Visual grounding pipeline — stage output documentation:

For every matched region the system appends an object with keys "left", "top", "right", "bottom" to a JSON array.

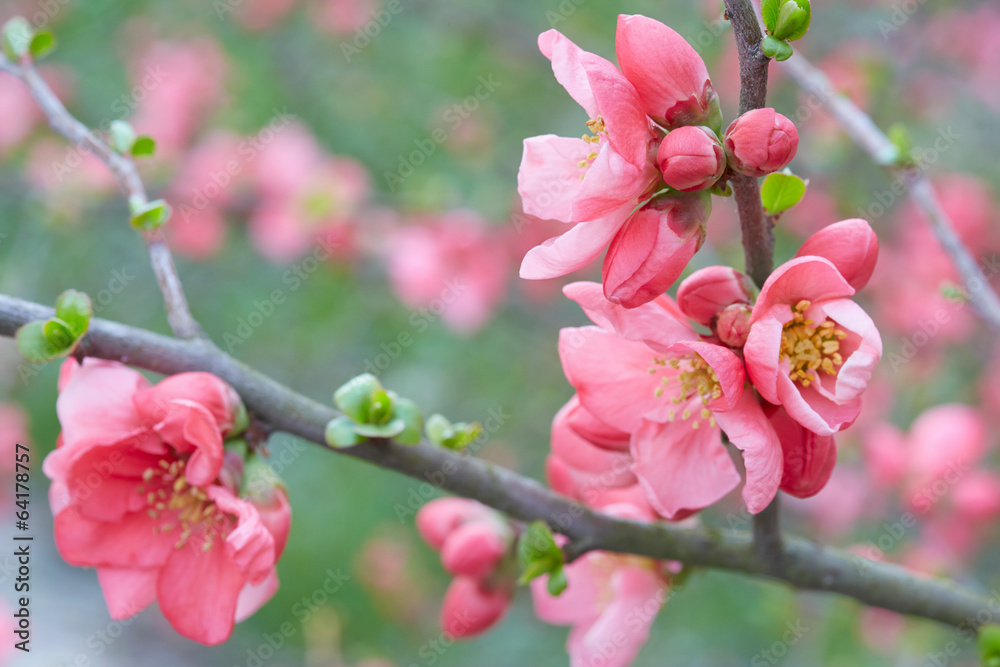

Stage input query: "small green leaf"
[
  {"left": 979, "top": 625, "right": 1000, "bottom": 663},
  {"left": 353, "top": 418, "right": 406, "bottom": 439},
  {"left": 43, "top": 318, "right": 75, "bottom": 350},
  {"left": 447, "top": 422, "right": 483, "bottom": 450},
  {"left": 28, "top": 30, "right": 55, "bottom": 59},
  {"left": 761, "top": 0, "right": 781, "bottom": 34},
  {"left": 546, "top": 568, "right": 568, "bottom": 596},
  {"left": 761, "top": 171, "right": 807, "bottom": 215},
  {"left": 54, "top": 289, "right": 91, "bottom": 338},
  {"left": 941, "top": 283, "right": 967, "bottom": 303},
  {"left": 129, "top": 199, "right": 171, "bottom": 231},
  {"left": 517, "top": 521, "right": 565, "bottom": 588},
  {"left": 761, "top": 35, "right": 794, "bottom": 61},
  {"left": 1, "top": 17, "right": 33, "bottom": 60},
  {"left": 325, "top": 416, "right": 362, "bottom": 448},
  {"left": 887, "top": 123, "right": 915, "bottom": 167},
  {"left": 15, "top": 321, "right": 65, "bottom": 363},
  {"left": 131, "top": 136, "right": 157, "bottom": 157},
  {"left": 334, "top": 373, "right": 382, "bottom": 423},
  {"left": 425, "top": 413, "right": 455, "bottom": 447},
  {"left": 108, "top": 120, "right": 136, "bottom": 154},
  {"left": 391, "top": 398, "right": 424, "bottom": 445},
  {"left": 368, "top": 387, "right": 394, "bottom": 424},
  {"left": 773, "top": 0, "right": 811, "bottom": 41}
]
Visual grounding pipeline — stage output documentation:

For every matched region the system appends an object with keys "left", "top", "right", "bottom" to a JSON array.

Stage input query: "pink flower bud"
[
  {"left": 602, "top": 193, "right": 710, "bottom": 309},
  {"left": 676, "top": 266, "right": 755, "bottom": 326},
  {"left": 440, "top": 521, "right": 509, "bottom": 578},
  {"left": 656, "top": 126, "right": 726, "bottom": 192},
  {"left": 723, "top": 108, "right": 798, "bottom": 177},
  {"left": 440, "top": 577, "right": 511, "bottom": 638},
  {"left": 416, "top": 498, "right": 494, "bottom": 551},
  {"left": 716, "top": 304, "right": 753, "bottom": 348}
]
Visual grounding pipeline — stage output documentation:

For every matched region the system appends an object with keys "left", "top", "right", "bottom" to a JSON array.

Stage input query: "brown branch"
[
  {"left": 724, "top": 0, "right": 785, "bottom": 572},
  {"left": 782, "top": 55, "right": 1000, "bottom": 332},
  {"left": 0, "top": 53, "right": 204, "bottom": 340},
  {"left": 0, "top": 292, "right": 993, "bottom": 631}
]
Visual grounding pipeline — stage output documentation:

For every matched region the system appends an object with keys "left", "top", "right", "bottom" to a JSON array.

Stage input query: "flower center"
[
  {"left": 780, "top": 300, "right": 847, "bottom": 387},
  {"left": 648, "top": 354, "right": 722, "bottom": 428},
  {"left": 137, "top": 458, "right": 228, "bottom": 552},
  {"left": 577, "top": 116, "right": 605, "bottom": 178}
]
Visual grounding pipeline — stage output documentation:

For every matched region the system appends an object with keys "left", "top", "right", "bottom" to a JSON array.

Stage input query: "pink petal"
[
  {"left": 135, "top": 372, "right": 234, "bottom": 433},
  {"left": 440, "top": 577, "right": 511, "bottom": 638},
  {"left": 665, "top": 340, "right": 746, "bottom": 412},
  {"left": 96, "top": 567, "right": 158, "bottom": 620},
  {"left": 743, "top": 313, "right": 785, "bottom": 406},
  {"left": 562, "top": 394, "right": 631, "bottom": 452},
  {"left": 563, "top": 281, "right": 696, "bottom": 348},
  {"left": 56, "top": 358, "right": 149, "bottom": 452},
  {"left": 552, "top": 399, "right": 635, "bottom": 477},
  {"left": 676, "top": 266, "right": 755, "bottom": 327},
  {"left": 153, "top": 401, "right": 225, "bottom": 486},
  {"left": 630, "top": 417, "right": 740, "bottom": 518},
  {"left": 766, "top": 406, "right": 837, "bottom": 498},
  {"left": 818, "top": 299, "right": 882, "bottom": 404},
  {"left": 440, "top": 521, "right": 508, "bottom": 578},
  {"left": 775, "top": 373, "right": 861, "bottom": 436},
  {"left": 573, "top": 146, "right": 652, "bottom": 222},
  {"left": 416, "top": 498, "right": 494, "bottom": 550},
  {"left": 538, "top": 30, "right": 599, "bottom": 118},
  {"left": 518, "top": 135, "right": 587, "bottom": 223},
  {"left": 751, "top": 256, "right": 855, "bottom": 322},
  {"left": 713, "top": 391, "right": 783, "bottom": 514},
  {"left": 796, "top": 218, "right": 879, "bottom": 290},
  {"left": 54, "top": 507, "right": 177, "bottom": 569},
  {"left": 210, "top": 486, "right": 276, "bottom": 585},
  {"left": 520, "top": 208, "right": 631, "bottom": 280},
  {"left": 235, "top": 568, "right": 280, "bottom": 622}
]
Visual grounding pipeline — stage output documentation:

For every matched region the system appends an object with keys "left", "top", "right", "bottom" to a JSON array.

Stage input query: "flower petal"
[
  {"left": 520, "top": 208, "right": 631, "bottom": 280},
  {"left": 796, "top": 219, "right": 879, "bottom": 290},
  {"left": 713, "top": 392, "right": 783, "bottom": 514},
  {"left": 96, "top": 567, "right": 158, "bottom": 620}
]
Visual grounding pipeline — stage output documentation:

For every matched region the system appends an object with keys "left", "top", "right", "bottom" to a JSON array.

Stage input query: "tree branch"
[
  {"left": 782, "top": 55, "right": 1000, "bottom": 332},
  {"left": 0, "top": 53, "right": 204, "bottom": 340},
  {"left": 0, "top": 292, "right": 992, "bottom": 630},
  {"left": 724, "top": 0, "right": 785, "bottom": 571},
  {"left": 724, "top": 0, "right": 773, "bottom": 290}
]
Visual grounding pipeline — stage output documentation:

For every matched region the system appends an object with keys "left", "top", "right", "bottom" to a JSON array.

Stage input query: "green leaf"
[
  {"left": 353, "top": 418, "right": 406, "bottom": 439},
  {"left": 761, "top": 35, "right": 794, "bottom": 61},
  {"left": 425, "top": 413, "right": 455, "bottom": 446},
  {"left": 368, "top": 387, "right": 394, "bottom": 424},
  {"left": 760, "top": 172, "right": 807, "bottom": 215},
  {"left": 333, "top": 373, "right": 383, "bottom": 423},
  {"left": 1, "top": 17, "right": 33, "bottom": 60},
  {"left": 15, "top": 321, "right": 65, "bottom": 363},
  {"left": 447, "top": 422, "right": 483, "bottom": 450},
  {"left": 54, "top": 289, "right": 91, "bottom": 338},
  {"left": 761, "top": 0, "right": 781, "bottom": 33},
  {"left": 325, "top": 416, "right": 362, "bottom": 449},
  {"left": 773, "top": 0, "right": 811, "bottom": 41},
  {"left": 108, "top": 120, "right": 136, "bottom": 154},
  {"left": 979, "top": 625, "right": 1000, "bottom": 662},
  {"left": 887, "top": 123, "right": 915, "bottom": 166},
  {"left": 391, "top": 398, "right": 424, "bottom": 445},
  {"left": 546, "top": 568, "right": 568, "bottom": 596},
  {"left": 43, "top": 318, "right": 75, "bottom": 350},
  {"left": 517, "top": 521, "right": 564, "bottom": 585},
  {"left": 131, "top": 136, "right": 157, "bottom": 157},
  {"left": 28, "top": 30, "right": 55, "bottom": 59},
  {"left": 129, "top": 199, "right": 171, "bottom": 231}
]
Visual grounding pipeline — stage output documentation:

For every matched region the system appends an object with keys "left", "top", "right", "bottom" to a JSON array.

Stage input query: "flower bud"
[
  {"left": 602, "top": 192, "right": 710, "bottom": 309},
  {"left": 656, "top": 126, "right": 726, "bottom": 192},
  {"left": 416, "top": 498, "right": 494, "bottom": 550},
  {"left": 440, "top": 577, "right": 511, "bottom": 638},
  {"left": 723, "top": 108, "right": 798, "bottom": 177},
  {"left": 440, "top": 521, "right": 510, "bottom": 578},
  {"left": 676, "top": 266, "right": 755, "bottom": 327},
  {"left": 716, "top": 304, "right": 753, "bottom": 348}
]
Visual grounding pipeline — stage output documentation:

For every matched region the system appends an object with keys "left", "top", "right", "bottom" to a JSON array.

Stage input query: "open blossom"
[
  {"left": 518, "top": 15, "right": 718, "bottom": 288},
  {"left": 723, "top": 108, "right": 798, "bottom": 177},
  {"left": 745, "top": 219, "right": 882, "bottom": 436},
  {"left": 416, "top": 498, "right": 515, "bottom": 638},
  {"left": 531, "top": 506, "right": 671, "bottom": 667},
  {"left": 43, "top": 359, "right": 289, "bottom": 645},
  {"left": 559, "top": 282, "right": 782, "bottom": 518}
]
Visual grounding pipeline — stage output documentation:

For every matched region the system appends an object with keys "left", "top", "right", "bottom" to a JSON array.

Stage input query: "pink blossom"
[
  {"left": 745, "top": 221, "right": 882, "bottom": 436},
  {"left": 656, "top": 126, "right": 725, "bottom": 192},
  {"left": 601, "top": 193, "right": 709, "bottom": 308},
  {"left": 233, "top": 0, "right": 296, "bottom": 30},
  {"left": 518, "top": 16, "right": 718, "bottom": 284},
  {"left": 723, "top": 108, "right": 798, "bottom": 177},
  {"left": 386, "top": 212, "right": 508, "bottom": 334},
  {"left": 0, "top": 75, "right": 41, "bottom": 156},
  {"left": 559, "top": 282, "right": 783, "bottom": 517},
  {"left": 532, "top": 527, "right": 669, "bottom": 667},
  {"left": 441, "top": 576, "right": 512, "bottom": 638},
  {"left": 43, "top": 359, "right": 288, "bottom": 645},
  {"left": 311, "top": 0, "right": 379, "bottom": 34},
  {"left": 676, "top": 265, "right": 755, "bottom": 328}
]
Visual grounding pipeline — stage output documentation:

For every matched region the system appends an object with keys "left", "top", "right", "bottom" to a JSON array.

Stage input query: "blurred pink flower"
[
  {"left": 0, "top": 403, "right": 30, "bottom": 475},
  {"left": 0, "top": 75, "right": 41, "bottom": 157},
  {"left": 234, "top": 0, "right": 297, "bottom": 30},
  {"left": 311, "top": 0, "right": 378, "bottom": 34},
  {"left": 43, "top": 359, "right": 287, "bottom": 645},
  {"left": 386, "top": 211, "right": 508, "bottom": 334}
]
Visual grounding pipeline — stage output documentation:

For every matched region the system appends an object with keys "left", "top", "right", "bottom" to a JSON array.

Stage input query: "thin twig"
[
  {"left": 724, "top": 0, "right": 786, "bottom": 571},
  {"left": 0, "top": 53, "right": 204, "bottom": 340},
  {"left": 782, "top": 55, "right": 1000, "bottom": 332},
  {"left": 0, "top": 292, "right": 992, "bottom": 630}
]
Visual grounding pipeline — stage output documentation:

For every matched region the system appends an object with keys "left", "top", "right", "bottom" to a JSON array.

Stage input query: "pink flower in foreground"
[
  {"left": 723, "top": 108, "right": 798, "bottom": 177},
  {"left": 386, "top": 212, "right": 508, "bottom": 334},
  {"left": 559, "top": 282, "right": 782, "bottom": 518},
  {"left": 0, "top": 75, "right": 42, "bottom": 156},
  {"left": 745, "top": 219, "right": 882, "bottom": 436},
  {"left": 656, "top": 126, "right": 725, "bottom": 192},
  {"left": 416, "top": 498, "right": 515, "bottom": 638},
  {"left": 531, "top": 506, "right": 670, "bottom": 667},
  {"left": 518, "top": 15, "right": 719, "bottom": 285},
  {"left": 43, "top": 359, "right": 289, "bottom": 645}
]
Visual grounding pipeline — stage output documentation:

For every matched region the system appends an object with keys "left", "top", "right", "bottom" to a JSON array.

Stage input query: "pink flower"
[
  {"left": 723, "top": 108, "right": 798, "bottom": 177},
  {"left": 518, "top": 16, "right": 718, "bottom": 285},
  {"left": 43, "top": 359, "right": 289, "bottom": 645},
  {"left": 0, "top": 403, "right": 30, "bottom": 476},
  {"left": 676, "top": 265, "right": 755, "bottom": 328},
  {"left": 745, "top": 220, "right": 882, "bottom": 436},
  {"left": 386, "top": 212, "right": 508, "bottom": 334},
  {"left": 0, "top": 75, "right": 42, "bottom": 157},
  {"left": 559, "top": 282, "right": 783, "bottom": 517},
  {"left": 417, "top": 498, "right": 514, "bottom": 638},
  {"left": 656, "top": 126, "right": 725, "bottom": 192},
  {"left": 532, "top": 525, "right": 670, "bottom": 667},
  {"left": 602, "top": 193, "right": 709, "bottom": 308}
]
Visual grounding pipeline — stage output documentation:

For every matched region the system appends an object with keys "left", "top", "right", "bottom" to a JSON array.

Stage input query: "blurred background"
[{"left": 1, "top": 0, "right": 1000, "bottom": 664}]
